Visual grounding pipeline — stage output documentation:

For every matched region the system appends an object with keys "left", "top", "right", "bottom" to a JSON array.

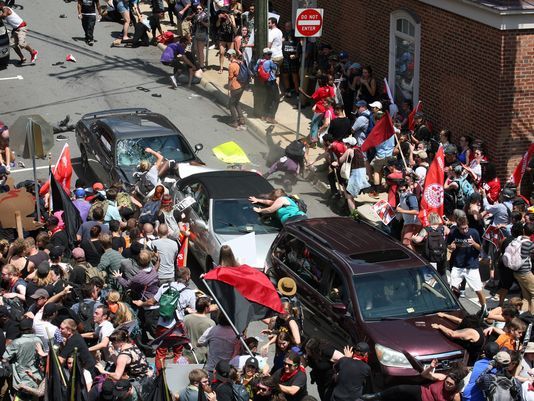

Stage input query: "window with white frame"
[{"left": 389, "top": 10, "right": 420, "bottom": 107}]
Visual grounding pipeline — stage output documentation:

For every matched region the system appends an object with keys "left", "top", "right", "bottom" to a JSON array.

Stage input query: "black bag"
[
  {"left": 4, "top": 297, "right": 25, "bottom": 321},
  {"left": 135, "top": 171, "right": 155, "bottom": 199},
  {"left": 289, "top": 195, "right": 308, "bottom": 214},
  {"left": 76, "top": 300, "right": 95, "bottom": 333},
  {"left": 285, "top": 140, "right": 305, "bottom": 162},
  {"left": 425, "top": 226, "right": 446, "bottom": 263}
]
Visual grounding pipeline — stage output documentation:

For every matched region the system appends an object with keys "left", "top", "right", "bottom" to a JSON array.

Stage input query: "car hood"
[
  {"left": 215, "top": 232, "right": 278, "bottom": 269},
  {"left": 365, "top": 316, "right": 464, "bottom": 357},
  {"left": 116, "top": 163, "right": 215, "bottom": 186}
]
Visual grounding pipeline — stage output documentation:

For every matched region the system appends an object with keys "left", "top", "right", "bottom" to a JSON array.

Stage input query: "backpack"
[
  {"left": 77, "top": 300, "right": 96, "bottom": 333},
  {"left": 232, "top": 384, "right": 249, "bottom": 401},
  {"left": 454, "top": 176, "right": 475, "bottom": 208},
  {"left": 135, "top": 171, "right": 156, "bottom": 199},
  {"left": 83, "top": 262, "right": 107, "bottom": 282},
  {"left": 256, "top": 60, "right": 270, "bottom": 82},
  {"left": 476, "top": 369, "right": 521, "bottom": 401},
  {"left": 502, "top": 237, "right": 530, "bottom": 271},
  {"left": 158, "top": 284, "right": 186, "bottom": 320},
  {"left": 88, "top": 199, "right": 109, "bottom": 221},
  {"left": 285, "top": 140, "right": 305, "bottom": 162},
  {"left": 361, "top": 112, "right": 375, "bottom": 137},
  {"left": 139, "top": 200, "right": 161, "bottom": 224},
  {"left": 236, "top": 62, "right": 252, "bottom": 85},
  {"left": 4, "top": 297, "right": 25, "bottom": 321},
  {"left": 116, "top": 191, "right": 133, "bottom": 210},
  {"left": 289, "top": 195, "right": 308, "bottom": 214},
  {"left": 425, "top": 226, "right": 446, "bottom": 263}
]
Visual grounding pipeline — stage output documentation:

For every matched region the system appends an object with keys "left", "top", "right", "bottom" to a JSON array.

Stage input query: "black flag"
[
  {"left": 146, "top": 370, "right": 172, "bottom": 401},
  {"left": 45, "top": 342, "right": 67, "bottom": 401},
  {"left": 50, "top": 172, "right": 82, "bottom": 248},
  {"left": 67, "top": 348, "right": 89, "bottom": 401}
]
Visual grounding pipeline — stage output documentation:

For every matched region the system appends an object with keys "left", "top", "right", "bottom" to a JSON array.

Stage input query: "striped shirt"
[
  {"left": 97, "top": 249, "right": 124, "bottom": 275},
  {"left": 117, "top": 266, "right": 159, "bottom": 304},
  {"left": 516, "top": 237, "right": 534, "bottom": 274}
]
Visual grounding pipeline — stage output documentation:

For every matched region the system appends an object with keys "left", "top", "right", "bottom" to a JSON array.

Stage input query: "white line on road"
[
  {"left": 0, "top": 75, "right": 23, "bottom": 81},
  {"left": 9, "top": 161, "right": 81, "bottom": 174}
]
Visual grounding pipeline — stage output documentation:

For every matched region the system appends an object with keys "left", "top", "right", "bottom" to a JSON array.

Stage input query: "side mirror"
[
  {"left": 332, "top": 303, "right": 347, "bottom": 315},
  {"left": 194, "top": 143, "right": 204, "bottom": 153}
]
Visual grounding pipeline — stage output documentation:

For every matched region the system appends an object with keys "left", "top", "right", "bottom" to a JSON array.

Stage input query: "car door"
[
  {"left": 270, "top": 234, "right": 336, "bottom": 340},
  {"left": 319, "top": 265, "right": 359, "bottom": 348},
  {"left": 89, "top": 127, "right": 114, "bottom": 185}
]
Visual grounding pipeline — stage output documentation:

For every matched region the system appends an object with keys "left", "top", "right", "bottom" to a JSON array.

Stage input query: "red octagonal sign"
[{"left": 295, "top": 8, "right": 323, "bottom": 38}]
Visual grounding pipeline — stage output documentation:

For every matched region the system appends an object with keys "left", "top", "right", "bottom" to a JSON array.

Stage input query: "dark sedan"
[
  {"left": 0, "top": 19, "right": 9, "bottom": 70},
  {"left": 75, "top": 108, "right": 203, "bottom": 187}
]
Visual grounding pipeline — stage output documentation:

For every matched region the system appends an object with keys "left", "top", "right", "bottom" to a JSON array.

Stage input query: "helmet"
[{"left": 339, "top": 51, "right": 349, "bottom": 60}]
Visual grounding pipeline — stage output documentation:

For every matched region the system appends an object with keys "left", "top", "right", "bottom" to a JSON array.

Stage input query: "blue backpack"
[
  {"left": 362, "top": 112, "right": 375, "bottom": 137},
  {"left": 236, "top": 62, "right": 252, "bottom": 85},
  {"left": 139, "top": 200, "right": 161, "bottom": 224}
]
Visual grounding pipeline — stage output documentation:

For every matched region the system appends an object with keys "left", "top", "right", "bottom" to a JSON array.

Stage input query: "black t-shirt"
[
  {"left": 28, "top": 251, "right": 49, "bottom": 270},
  {"left": 397, "top": 141, "right": 411, "bottom": 164},
  {"left": 213, "top": 382, "right": 234, "bottom": 401},
  {"left": 328, "top": 117, "right": 351, "bottom": 141},
  {"left": 331, "top": 357, "right": 371, "bottom": 401},
  {"left": 307, "top": 343, "right": 336, "bottom": 386},
  {"left": 60, "top": 332, "right": 96, "bottom": 370},
  {"left": 413, "top": 124, "right": 431, "bottom": 143},
  {"left": 50, "top": 230, "right": 70, "bottom": 252},
  {"left": 80, "top": 0, "right": 98, "bottom": 14},
  {"left": 272, "top": 369, "right": 307, "bottom": 401},
  {"left": 81, "top": 240, "right": 104, "bottom": 266}
]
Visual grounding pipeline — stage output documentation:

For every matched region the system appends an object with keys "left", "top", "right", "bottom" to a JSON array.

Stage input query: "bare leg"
[
  {"left": 12, "top": 45, "right": 25, "bottom": 61},
  {"left": 281, "top": 72, "right": 290, "bottom": 95},
  {"left": 122, "top": 11, "right": 130, "bottom": 40},
  {"left": 218, "top": 43, "right": 226, "bottom": 73},
  {"left": 196, "top": 41, "right": 205, "bottom": 68},
  {"left": 344, "top": 191, "right": 356, "bottom": 212},
  {"left": 291, "top": 72, "right": 299, "bottom": 93},
  {"left": 476, "top": 290, "right": 486, "bottom": 306}
]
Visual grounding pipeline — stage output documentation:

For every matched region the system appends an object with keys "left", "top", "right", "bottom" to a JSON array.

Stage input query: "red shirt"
[
  {"left": 421, "top": 381, "right": 456, "bottom": 401},
  {"left": 312, "top": 85, "right": 335, "bottom": 114},
  {"left": 484, "top": 177, "right": 501, "bottom": 204},
  {"left": 329, "top": 141, "right": 347, "bottom": 159},
  {"left": 387, "top": 171, "right": 404, "bottom": 207}
]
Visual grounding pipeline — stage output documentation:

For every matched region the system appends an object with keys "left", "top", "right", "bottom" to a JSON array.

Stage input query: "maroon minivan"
[{"left": 265, "top": 217, "right": 468, "bottom": 388}]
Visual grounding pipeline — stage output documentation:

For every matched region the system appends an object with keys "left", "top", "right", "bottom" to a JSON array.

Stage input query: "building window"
[{"left": 389, "top": 10, "right": 420, "bottom": 108}]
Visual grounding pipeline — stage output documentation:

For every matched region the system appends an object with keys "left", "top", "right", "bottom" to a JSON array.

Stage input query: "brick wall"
[{"left": 270, "top": 0, "right": 534, "bottom": 178}]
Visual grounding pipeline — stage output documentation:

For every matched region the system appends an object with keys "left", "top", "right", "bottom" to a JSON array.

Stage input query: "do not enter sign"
[{"left": 295, "top": 8, "right": 323, "bottom": 38}]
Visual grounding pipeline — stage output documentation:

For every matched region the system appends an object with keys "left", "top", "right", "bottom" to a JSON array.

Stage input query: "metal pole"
[
  {"left": 201, "top": 278, "right": 254, "bottom": 357},
  {"left": 27, "top": 119, "right": 41, "bottom": 222},
  {"left": 206, "top": 0, "right": 211, "bottom": 68},
  {"left": 296, "top": 37, "right": 307, "bottom": 140}
]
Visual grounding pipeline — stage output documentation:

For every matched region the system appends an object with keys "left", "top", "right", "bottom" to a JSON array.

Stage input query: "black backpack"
[
  {"left": 134, "top": 171, "right": 155, "bottom": 199},
  {"left": 425, "top": 226, "right": 446, "bottom": 263},
  {"left": 285, "top": 140, "right": 305, "bottom": 162},
  {"left": 77, "top": 300, "right": 95, "bottom": 333},
  {"left": 289, "top": 195, "right": 308, "bottom": 213},
  {"left": 476, "top": 367, "right": 522, "bottom": 401}
]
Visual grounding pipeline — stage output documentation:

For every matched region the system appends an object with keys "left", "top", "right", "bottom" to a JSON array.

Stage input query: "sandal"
[{"left": 136, "top": 86, "right": 150, "bottom": 92}]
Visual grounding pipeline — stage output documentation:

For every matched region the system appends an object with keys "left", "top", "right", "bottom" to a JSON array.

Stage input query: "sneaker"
[
  {"left": 30, "top": 50, "right": 38, "bottom": 63},
  {"left": 170, "top": 75, "right": 178, "bottom": 89},
  {"left": 88, "top": 40, "right": 94, "bottom": 46},
  {"left": 237, "top": 125, "right": 247, "bottom": 131}
]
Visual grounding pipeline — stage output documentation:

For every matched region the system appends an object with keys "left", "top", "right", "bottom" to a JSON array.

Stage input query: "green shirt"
[{"left": 3, "top": 334, "right": 43, "bottom": 390}]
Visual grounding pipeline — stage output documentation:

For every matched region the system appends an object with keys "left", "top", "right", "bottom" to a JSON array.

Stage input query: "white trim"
[
  {"left": 389, "top": 10, "right": 421, "bottom": 107},
  {"left": 419, "top": 0, "right": 534, "bottom": 30}
]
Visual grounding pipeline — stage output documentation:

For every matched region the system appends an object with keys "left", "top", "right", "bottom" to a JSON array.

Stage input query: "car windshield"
[
  {"left": 116, "top": 135, "right": 194, "bottom": 167},
  {"left": 213, "top": 199, "right": 281, "bottom": 235},
  {"left": 353, "top": 266, "right": 458, "bottom": 321}
]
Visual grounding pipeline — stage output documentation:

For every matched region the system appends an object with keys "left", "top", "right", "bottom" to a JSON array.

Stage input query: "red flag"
[
  {"left": 408, "top": 101, "right": 422, "bottom": 131},
  {"left": 39, "top": 144, "right": 73, "bottom": 196},
  {"left": 510, "top": 143, "right": 534, "bottom": 186},
  {"left": 361, "top": 112, "right": 395, "bottom": 152},
  {"left": 176, "top": 237, "right": 188, "bottom": 268},
  {"left": 418, "top": 147, "right": 445, "bottom": 227}
]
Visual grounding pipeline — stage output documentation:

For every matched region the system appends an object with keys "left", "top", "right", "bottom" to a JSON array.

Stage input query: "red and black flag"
[
  {"left": 203, "top": 265, "right": 284, "bottom": 332},
  {"left": 50, "top": 171, "right": 82, "bottom": 249}
]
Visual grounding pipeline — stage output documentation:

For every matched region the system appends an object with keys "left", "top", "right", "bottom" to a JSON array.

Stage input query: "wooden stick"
[
  {"left": 394, "top": 133, "right": 409, "bottom": 171},
  {"left": 15, "top": 211, "right": 23, "bottom": 239}
]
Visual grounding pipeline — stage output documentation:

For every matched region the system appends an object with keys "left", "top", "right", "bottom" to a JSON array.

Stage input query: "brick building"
[{"left": 268, "top": 0, "right": 534, "bottom": 178}]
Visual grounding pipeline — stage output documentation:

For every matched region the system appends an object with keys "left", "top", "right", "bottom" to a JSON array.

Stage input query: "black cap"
[
  {"left": 37, "top": 261, "right": 50, "bottom": 278},
  {"left": 49, "top": 246, "right": 64, "bottom": 259},
  {"left": 43, "top": 303, "right": 61, "bottom": 318},
  {"left": 215, "top": 360, "right": 231, "bottom": 381},
  {"left": 355, "top": 342, "right": 370, "bottom": 353},
  {"left": 244, "top": 357, "right": 259, "bottom": 370},
  {"left": 20, "top": 318, "right": 33, "bottom": 331}
]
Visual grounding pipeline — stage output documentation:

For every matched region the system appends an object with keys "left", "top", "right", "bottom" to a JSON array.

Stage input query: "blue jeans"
[{"left": 309, "top": 113, "right": 323, "bottom": 142}]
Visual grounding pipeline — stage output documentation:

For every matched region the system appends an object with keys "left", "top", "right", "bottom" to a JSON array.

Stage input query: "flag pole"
[
  {"left": 70, "top": 348, "right": 77, "bottom": 401},
  {"left": 394, "top": 132, "right": 409, "bottom": 171},
  {"left": 201, "top": 278, "right": 254, "bottom": 357}
]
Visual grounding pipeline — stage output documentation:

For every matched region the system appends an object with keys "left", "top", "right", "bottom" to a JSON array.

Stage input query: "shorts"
[
  {"left": 116, "top": 0, "right": 128, "bottom": 14},
  {"left": 450, "top": 267, "right": 483, "bottom": 292},
  {"left": 11, "top": 26, "right": 28, "bottom": 48},
  {"left": 370, "top": 156, "right": 388, "bottom": 173},
  {"left": 194, "top": 31, "right": 208, "bottom": 42}
]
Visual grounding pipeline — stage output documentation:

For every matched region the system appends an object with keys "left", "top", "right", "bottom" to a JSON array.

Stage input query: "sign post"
[{"left": 294, "top": 8, "right": 323, "bottom": 140}]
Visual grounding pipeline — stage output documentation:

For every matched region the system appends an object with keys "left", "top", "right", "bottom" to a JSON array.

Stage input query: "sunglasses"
[
  {"left": 257, "top": 386, "right": 270, "bottom": 392},
  {"left": 283, "top": 362, "right": 296, "bottom": 367}
]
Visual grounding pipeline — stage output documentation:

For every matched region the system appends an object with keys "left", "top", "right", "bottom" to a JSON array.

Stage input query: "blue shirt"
[
  {"left": 160, "top": 43, "right": 185, "bottom": 63},
  {"left": 462, "top": 359, "right": 496, "bottom": 401},
  {"left": 447, "top": 227, "right": 481, "bottom": 269},
  {"left": 375, "top": 135, "right": 395, "bottom": 159}
]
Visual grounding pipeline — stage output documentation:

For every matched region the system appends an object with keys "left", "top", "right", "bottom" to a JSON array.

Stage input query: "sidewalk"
[{"left": 139, "top": 9, "right": 384, "bottom": 222}]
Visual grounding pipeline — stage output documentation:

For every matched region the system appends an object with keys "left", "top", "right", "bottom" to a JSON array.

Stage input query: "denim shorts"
[{"left": 116, "top": 0, "right": 127, "bottom": 13}]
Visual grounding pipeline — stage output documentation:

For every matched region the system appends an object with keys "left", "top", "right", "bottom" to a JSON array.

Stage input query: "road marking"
[
  {"left": 0, "top": 75, "right": 23, "bottom": 81},
  {"left": 9, "top": 161, "right": 81, "bottom": 174}
]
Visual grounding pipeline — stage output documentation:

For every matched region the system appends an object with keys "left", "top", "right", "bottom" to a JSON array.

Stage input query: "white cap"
[
  {"left": 342, "top": 136, "right": 357, "bottom": 146},
  {"left": 369, "top": 101, "right": 383, "bottom": 110}
]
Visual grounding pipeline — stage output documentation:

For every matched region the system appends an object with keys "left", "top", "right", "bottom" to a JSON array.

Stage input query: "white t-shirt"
[
  {"left": 96, "top": 320, "right": 114, "bottom": 342},
  {"left": 33, "top": 309, "right": 59, "bottom": 352},
  {"left": 268, "top": 27, "right": 283, "bottom": 58},
  {"left": 154, "top": 282, "right": 196, "bottom": 328}
]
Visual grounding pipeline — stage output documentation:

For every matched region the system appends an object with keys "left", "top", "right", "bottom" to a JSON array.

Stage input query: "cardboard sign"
[
  {"left": 176, "top": 196, "right": 196, "bottom": 212},
  {"left": 371, "top": 199, "right": 396, "bottom": 225},
  {"left": 0, "top": 187, "right": 42, "bottom": 231}
]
